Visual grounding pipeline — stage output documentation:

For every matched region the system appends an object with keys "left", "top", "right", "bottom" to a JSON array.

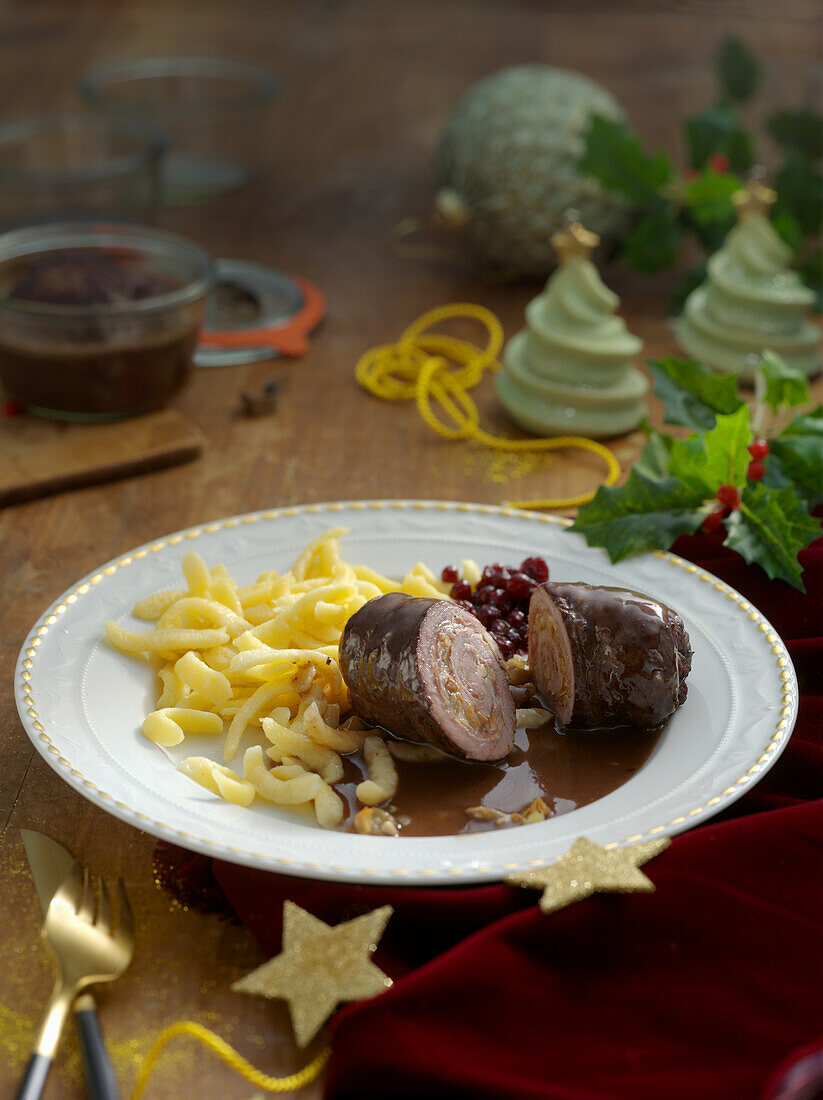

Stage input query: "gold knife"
[{"left": 20, "top": 830, "right": 121, "bottom": 1099}]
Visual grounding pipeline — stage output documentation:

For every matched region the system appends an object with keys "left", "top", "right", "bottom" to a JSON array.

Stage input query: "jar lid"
[{"left": 195, "top": 259, "right": 325, "bottom": 367}]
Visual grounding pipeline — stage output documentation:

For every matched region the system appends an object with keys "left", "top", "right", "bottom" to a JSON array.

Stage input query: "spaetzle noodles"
[{"left": 105, "top": 527, "right": 451, "bottom": 829}]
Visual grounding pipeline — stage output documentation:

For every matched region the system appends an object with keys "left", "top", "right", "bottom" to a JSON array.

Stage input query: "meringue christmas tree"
[
  {"left": 495, "top": 215, "right": 648, "bottom": 439},
  {"left": 675, "top": 177, "right": 821, "bottom": 380}
]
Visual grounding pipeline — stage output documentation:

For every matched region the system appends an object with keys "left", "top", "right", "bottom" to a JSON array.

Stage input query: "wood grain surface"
[
  {"left": 0, "top": 2, "right": 820, "bottom": 1097},
  {"left": 0, "top": 409, "right": 204, "bottom": 505}
]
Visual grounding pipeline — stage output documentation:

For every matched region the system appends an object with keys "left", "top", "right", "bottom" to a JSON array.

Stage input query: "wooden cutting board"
[{"left": 0, "top": 408, "right": 204, "bottom": 506}]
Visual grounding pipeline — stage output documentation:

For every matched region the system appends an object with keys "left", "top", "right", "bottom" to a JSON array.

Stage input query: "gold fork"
[{"left": 16, "top": 861, "right": 134, "bottom": 1100}]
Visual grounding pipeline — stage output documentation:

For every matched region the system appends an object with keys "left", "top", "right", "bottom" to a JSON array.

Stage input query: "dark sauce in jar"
[
  {"left": 0, "top": 248, "right": 205, "bottom": 418},
  {"left": 336, "top": 716, "right": 662, "bottom": 837}
]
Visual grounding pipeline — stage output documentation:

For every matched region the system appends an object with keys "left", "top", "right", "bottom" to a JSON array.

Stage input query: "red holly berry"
[
  {"left": 2, "top": 399, "right": 23, "bottom": 417},
  {"left": 683, "top": 167, "right": 699, "bottom": 182},
  {"left": 702, "top": 509, "right": 725, "bottom": 534},
  {"left": 747, "top": 461, "right": 766, "bottom": 481},
  {"left": 748, "top": 439, "right": 770, "bottom": 461},
  {"left": 716, "top": 484, "right": 740, "bottom": 509},
  {"left": 707, "top": 153, "right": 730, "bottom": 173}
]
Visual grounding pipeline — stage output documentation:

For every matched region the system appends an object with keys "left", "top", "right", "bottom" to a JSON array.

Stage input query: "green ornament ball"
[{"left": 435, "top": 65, "right": 629, "bottom": 277}]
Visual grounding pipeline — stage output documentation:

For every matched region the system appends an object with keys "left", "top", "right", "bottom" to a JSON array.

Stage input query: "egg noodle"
[
  {"left": 104, "top": 527, "right": 467, "bottom": 829},
  {"left": 106, "top": 527, "right": 548, "bottom": 831}
]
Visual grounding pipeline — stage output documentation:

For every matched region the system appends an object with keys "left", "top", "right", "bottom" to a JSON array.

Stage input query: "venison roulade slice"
[
  {"left": 528, "top": 582, "right": 693, "bottom": 730},
  {"left": 339, "top": 592, "right": 516, "bottom": 762}
]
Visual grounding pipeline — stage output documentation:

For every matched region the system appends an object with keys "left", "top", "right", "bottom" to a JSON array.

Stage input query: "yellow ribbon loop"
[
  {"left": 130, "top": 1021, "right": 330, "bottom": 1099},
  {"left": 355, "top": 304, "right": 621, "bottom": 510}
]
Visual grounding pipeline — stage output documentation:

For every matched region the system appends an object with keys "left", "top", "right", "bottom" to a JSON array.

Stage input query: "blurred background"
[
  {"left": 0, "top": 0, "right": 819, "bottom": 278},
  {"left": 0, "top": 0, "right": 819, "bottom": 423}
]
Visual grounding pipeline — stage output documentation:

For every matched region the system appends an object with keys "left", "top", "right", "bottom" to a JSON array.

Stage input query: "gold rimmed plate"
[{"left": 15, "top": 500, "right": 798, "bottom": 885}]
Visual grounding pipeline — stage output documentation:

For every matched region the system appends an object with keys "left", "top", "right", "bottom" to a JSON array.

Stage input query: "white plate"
[{"left": 16, "top": 500, "right": 798, "bottom": 885}]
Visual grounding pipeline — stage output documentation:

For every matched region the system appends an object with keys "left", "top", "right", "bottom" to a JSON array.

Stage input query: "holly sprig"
[
  {"left": 578, "top": 36, "right": 823, "bottom": 310},
  {"left": 570, "top": 353, "right": 822, "bottom": 591}
]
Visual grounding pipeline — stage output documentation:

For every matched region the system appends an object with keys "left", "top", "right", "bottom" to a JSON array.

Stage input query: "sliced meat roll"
[
  {"left": 339, "top": 592, "right": 516, "bottom": 762},
  {"left": 528, "top": 582, "right": 693, "bottom": 730}
]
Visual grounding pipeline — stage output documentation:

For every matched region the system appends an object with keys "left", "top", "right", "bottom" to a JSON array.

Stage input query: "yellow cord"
[
  {"left": 355, "top": 304, "right": 621, "bottom": 510},
  {"left": 130, "top": 1021, "right": 330, "bottom": 1099}
]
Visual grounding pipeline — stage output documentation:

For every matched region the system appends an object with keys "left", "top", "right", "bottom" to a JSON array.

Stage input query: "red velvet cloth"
[{"left": 209, "top": 528, "right": 823, "bottom": 1099}]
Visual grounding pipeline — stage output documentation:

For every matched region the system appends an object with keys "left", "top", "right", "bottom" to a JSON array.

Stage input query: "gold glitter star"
[
  {"left": 551, "top": 210, "right": 600, "bottom": 264},
  {"left": 232, "top": 901, "right": 393, "bottom": 1047},
  {"left": 505, "top": 836, "right": 670, "bottom": 914},
  {"left": 732, "top": 173, "right": 777, "bottom": 220}
]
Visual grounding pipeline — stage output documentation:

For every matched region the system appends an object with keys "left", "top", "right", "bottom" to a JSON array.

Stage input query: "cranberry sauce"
[{"left": 441, "top": 556, "right": 549, "bottom": 659}]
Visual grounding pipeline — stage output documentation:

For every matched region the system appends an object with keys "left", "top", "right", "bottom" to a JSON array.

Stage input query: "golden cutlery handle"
[{"left": 15, "top": 977, "right": 74, "bottom": 1100}]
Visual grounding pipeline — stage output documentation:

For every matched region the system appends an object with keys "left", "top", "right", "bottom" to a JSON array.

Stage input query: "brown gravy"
[
  {"left": 337, "top": 718, "right": 662, "bottom": 837},
  {"left": 0, "top": 326, "right": 199, "bottom": 416},
  {"left": 0, "top": 248, "right": 202, "bottom": 417}
]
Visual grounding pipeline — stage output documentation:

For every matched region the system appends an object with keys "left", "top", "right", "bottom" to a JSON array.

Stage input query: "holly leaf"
[
  {"left": 760, "top": 451, "right": 795, "bottom": 493},
  {"left": 779, "top": 407, "right": 823, "bottom": 439},
  {"left": 756, "top": 350, "right": 810, "bottom": 412},
  {"left": 775, "top": 148, "right": 823, "bottom": 237},
  {"left": 648, "top": 357, "right": 743, "bottom": 431},
  {"left": 771, "top": 207, "right": 803, "bottom": 251},
  {"left": 717, "top": 36, "right": 761, "bottom": 103},
  {"left": 700, "top": 405, "right": 752, "bottom": 488},
  {"left": 623, "top": 202, "right": 682, "bottom": 272},
  {"left": 570, "top": 472, "right": 705, "bottom": 562},
  {"left": 727, "top": 483, "right": 821, "bottom": 590},
  {"left": 579, "top": 115, "right": 673, "bottom": 203},
  {"left": 683, "top": 107, "right": 755, "bottom": 174},
  {"left": 634, "top": 429, "right": 673, "bottom": 480},
  {"left": 682, "top": 168, "right": 741, "bottom": 226},
  {"left": 668, "top": 405, "right": 752, "bottom": 493},
  {"left": 681, "top": 168, "right": 741, "bottom": 250},
  {"left": 767, "top": 109, "right": 823, "bottom": 160},
  {"left": 770, "top": 406, "right": 823, "bottom": 505},
  {"left": 770, "top": 437, "right": 823, "bottom": 506}
]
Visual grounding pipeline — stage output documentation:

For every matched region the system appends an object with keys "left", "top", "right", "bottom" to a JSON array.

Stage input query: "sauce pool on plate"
[{"left": 335, "top": 717, "right": 662, "bottom": 837}]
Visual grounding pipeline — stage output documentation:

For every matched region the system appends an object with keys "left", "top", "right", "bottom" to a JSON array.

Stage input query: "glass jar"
[
  {"left": 79, "top": 57, "right": 278, "bottom": 204},
  {"left": 0, "top": 222, "right": 213, "bottom": 420},
  {"left": 0, "top": 114, "right": 166, "bottom": 230}
]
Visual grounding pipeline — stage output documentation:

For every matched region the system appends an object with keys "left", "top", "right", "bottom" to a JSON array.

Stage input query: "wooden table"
[{"left": 1, "top": 2, "right": 820, "bottom": 1096}]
